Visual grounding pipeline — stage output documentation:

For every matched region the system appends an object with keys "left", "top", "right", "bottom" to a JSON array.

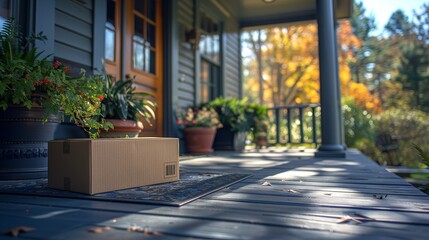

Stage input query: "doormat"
[{"left": 0, "top": 171, "right": 251, "bottom": 206}]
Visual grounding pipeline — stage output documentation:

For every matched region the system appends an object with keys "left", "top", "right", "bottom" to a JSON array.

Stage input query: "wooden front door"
[{"left": 105, "top": 0, "right": 163, "bottom": 136}]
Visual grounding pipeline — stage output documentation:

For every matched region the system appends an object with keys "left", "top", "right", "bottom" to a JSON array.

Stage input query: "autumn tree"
[{"left": 242, "top": 20, "right": 381, "bottom": 113}]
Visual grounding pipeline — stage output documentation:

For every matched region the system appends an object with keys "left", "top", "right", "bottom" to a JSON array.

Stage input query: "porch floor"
[{"left": 1, "top": 149, "right": 429, "bottom": 239}]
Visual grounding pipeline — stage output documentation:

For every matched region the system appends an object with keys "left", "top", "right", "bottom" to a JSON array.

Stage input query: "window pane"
[
  {"left": 134, "top": 16, "right": 144, "bottom": 38},
  {"left": 0, "top": 0, "right": 10, "bottom": 30},
  {"left": 146, "top": 0, "right": 155, "bottom": 21},
  {"left": 105, "top": 25, "right": 115, "bottom": 61},
  {"left": 145, "top": 49, "right": 155, "bottom": 74},
  {"left": 134, "top": 0, "right": 144, "bottom": 14},
  {"left": 200, "top": 61, "right": 209, "bottom": 103},
  {"left": 206, "top": 36, "right": 212, "bottom": 56},
  {"left": 133, "top": 36, "right": 144, "bottom": 71},
  {"left": 147, "top": 23, "right": 156, "bottom": 48},
  {"left": 212, "top": 34, "right": 219, "bottom": 62},
  {"left": 199, "top": 35, "right": 205, "bottom": 52},
  {"left": 106, "top": 0, "right": 115, "bottom": 25}
]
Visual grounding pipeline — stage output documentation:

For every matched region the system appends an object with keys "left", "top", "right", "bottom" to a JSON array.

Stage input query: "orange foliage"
[{"left": 243, "top": 20, "right": 381, "bottom": 113}]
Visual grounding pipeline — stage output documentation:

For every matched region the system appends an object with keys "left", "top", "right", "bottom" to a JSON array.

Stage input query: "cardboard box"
[{"left": 48, "top": 137, "right": 179, "bottom": 195}]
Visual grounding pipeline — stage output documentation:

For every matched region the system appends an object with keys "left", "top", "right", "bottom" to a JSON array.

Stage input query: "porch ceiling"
[{"left": 218, "top": 0, "right": 352, "bottom": 28}]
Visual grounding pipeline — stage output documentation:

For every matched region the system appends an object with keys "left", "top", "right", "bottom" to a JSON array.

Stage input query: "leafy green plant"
[
  {"left": 374, "top": 108, "right": 429, "bottom": 167},
  {"left": 247, "top": 103, "right": 270, "bottom": 138},
  {"left": 413, "top": 144, "right": 429, "bottom": 167},
  {"left": 0, "top": 19, "right": 110, "bottom": 138},
  {"left": 205, "top": 97, "right": 252, "bottom": 132},
  {"left": 101, "top": 75, "right": 156, "bottom": 124}
]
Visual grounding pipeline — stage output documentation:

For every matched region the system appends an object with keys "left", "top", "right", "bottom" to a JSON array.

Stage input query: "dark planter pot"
[
  {"left": 100, "top": 119, "right": 143, "bottom": 138},
  {"left": 255, "top": 135, "right": 268, "bottom": 149},
  {"left": 183, "top": 127, "right": 216, "bottom": 154},
  {"left": 213, "top": 125, "right": 247, "bottom": 151},
  {"left": 0, "top": 106, "right": 62, "bottom": 180}
]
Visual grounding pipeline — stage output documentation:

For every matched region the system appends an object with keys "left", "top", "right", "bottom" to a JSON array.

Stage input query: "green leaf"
[{"left": 413, "top": 144, "right": 429, "bottom": 167}]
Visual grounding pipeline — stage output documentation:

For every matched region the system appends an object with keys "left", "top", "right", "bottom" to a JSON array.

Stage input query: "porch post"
[{"left": 315, "top": 0, "right": 345, "bottom": 157}]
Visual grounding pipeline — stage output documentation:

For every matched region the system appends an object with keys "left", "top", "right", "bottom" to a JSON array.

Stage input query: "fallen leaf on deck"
[
  {"left": 284, "top": 189, "right": 300, "bottom": 193},
  {"left": 127, "top": 226, "right": 143, "bottom": 232},
  {"left": 352, "top": 213, "right": 376, "bottom": 221},
  {"left": 4, "top": 226, "right": 35, "bottom": 237},
  {"left": 373, "top": 194, "right": 388, "bottom": 199},
  {"left": 260, "top": 181, "right": 272, "bottom": 186},
  {"left": 337, "top": 215, "right": 362, "bottom": 224},
  {"left": 337, "top": 213, "right": 376, "bottom": 224},
  {"left": 140, "top": 228, "right": 164, "bottom": 236},
  {"left": 87, "top": 226, "right": 111, "bottom": 233}
]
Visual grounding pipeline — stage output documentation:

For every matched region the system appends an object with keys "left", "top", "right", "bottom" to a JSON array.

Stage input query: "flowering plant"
[
  {"left": 176, "top": 107, "right": 222, "bottom": 129},
  {"left": 0, "top": 19, "right": 110, "bottom": 138}
]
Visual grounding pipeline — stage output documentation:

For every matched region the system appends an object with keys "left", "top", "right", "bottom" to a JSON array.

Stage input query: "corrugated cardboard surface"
[{"left": 48, "top": 138, "right": 179, "bottom": 195}]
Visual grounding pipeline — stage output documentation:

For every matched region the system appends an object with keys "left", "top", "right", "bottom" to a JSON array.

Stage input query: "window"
[
  {"left": 132, "top": 0, "right": 157, "bottom": 74},
  {"left": 105, "top": 0, "right": 116, "bottom": 62},
  {"left": 0, "top": 0, "right": 10, "bottom": 30},
  {"left": 200, "top": 59, "right": 220, "bottom": 103},
  {"left": 199, "top": 13, "right": 220, "bottom": 63},
  {"left": 199, "top": 13, "right": 221, "bottom": 104}
]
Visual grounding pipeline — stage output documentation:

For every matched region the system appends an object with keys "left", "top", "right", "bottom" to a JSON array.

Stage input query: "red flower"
[
  {"left": 176, "top": 119, "right": 182, "bottom": 124},
  {"left": 53, "top": 60, "right": 61, "bottom": 69},
  {"left": 191, "top": 119, "right": 196, "bottom": 124},
  {"left": 94, "top": 105, "right": 99, "bottom": 109},
  {"left": 64, "top": 66, "right": 70, "bottom": 73},
  {"left": 33, "top": 82, "right": 37, "bottom": 87},
  {"left": 43, "top": 78, "right": 50, "bottom": 84},
  {"left": 98, "top": 96, "right": 104, "bottom": 102},
  {"left": 184, "top": 121, "right": 188, "bottom": 125}
]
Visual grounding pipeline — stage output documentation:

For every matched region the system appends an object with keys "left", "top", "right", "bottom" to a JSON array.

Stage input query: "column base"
[
  {"left": 315, "top": 151, "right": 346, "bottom": 158},
  {"left": 316, "top": 144, "right": 346, "bottom": 158}
]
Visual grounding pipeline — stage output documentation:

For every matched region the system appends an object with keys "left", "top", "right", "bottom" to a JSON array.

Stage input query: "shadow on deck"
[{"left": 1, "top": 149, "right": 429, "bottom": 239}]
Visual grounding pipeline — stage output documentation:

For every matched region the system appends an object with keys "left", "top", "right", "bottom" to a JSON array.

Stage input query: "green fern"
[{"left": 413, "top": 144, "right": 429, "bottom": 167}]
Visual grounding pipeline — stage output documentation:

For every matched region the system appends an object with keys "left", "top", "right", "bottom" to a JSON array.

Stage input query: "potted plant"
[
  {"left": 247, "top": 103, "right": 270, "bottom": 149},
  {"left": 100, "top": 74, "right": 156, "bottom": 138},
  {"left": 177, "top": 107, "right": 222, "bottom": 154},
  {"left": 0, "top": 19, "right": 109, "bottom": 179},
  {"left": 205, "top": 97, "right": 252, "bottom": 151}
]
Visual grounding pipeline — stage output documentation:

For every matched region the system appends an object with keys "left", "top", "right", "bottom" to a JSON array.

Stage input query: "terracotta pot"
[
  {"left": 100, "top": 119, "right": 143, "bottom": 138},
  {"left": 183, "top": 127, "right": 216, "bottom": 154}
]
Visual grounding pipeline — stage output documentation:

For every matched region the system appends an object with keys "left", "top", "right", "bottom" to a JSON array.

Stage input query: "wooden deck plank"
[
  {"left": 1, "top": 149, "right": 429, "bottom": 239},
  {"left": 3, "top": 194, "right": 429, "bottom": 227}
]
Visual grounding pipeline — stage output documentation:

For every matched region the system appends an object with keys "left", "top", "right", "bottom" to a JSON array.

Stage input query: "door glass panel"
[
  {"left": 133, "top": 35, "right": 144, "bottom": 71},
  {"left": 0, "top": 0, "right": 10, "bottom": 30},
  {"left": 134, "top": 0, "right": 144, "bottom": 14},
  {"left": 147, "top": 23, "right": 156, "bottom": 48},
  {"left": 134, "top": 16, "right": 144, "bottom": 38},
  {"left": 146, "top": 0, "right": 156, "bottom": 21},
  {"left": 149, "top": 49, "right": 156, "bottom": 74}
]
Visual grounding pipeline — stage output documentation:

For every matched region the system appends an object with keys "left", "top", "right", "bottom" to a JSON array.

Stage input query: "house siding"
[
  {"left": 54, "top": 0, "right": 93, "bottom": 68},
  {"left": 177, "top": 0, "right": 195, "bottom": 108},
  {"left": 223, "top": 20, "right": 241, "bottom": 98}
]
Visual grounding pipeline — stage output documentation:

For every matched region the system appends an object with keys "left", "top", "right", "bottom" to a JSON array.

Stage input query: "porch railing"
[{"left": 268, "top": 104, "right": 321, "bottom": 146}]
